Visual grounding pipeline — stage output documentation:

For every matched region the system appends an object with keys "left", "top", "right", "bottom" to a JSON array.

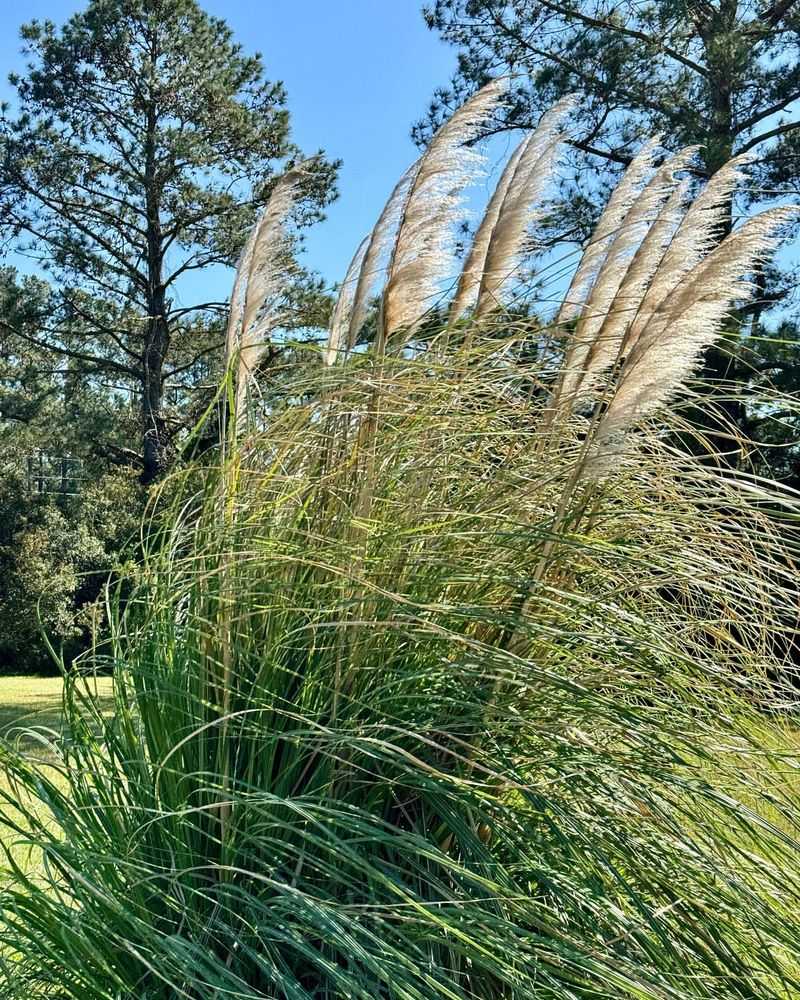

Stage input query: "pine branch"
[
  {"left": 485, "top": 0, "right": 710, "bottom": 78},
  {"left": 0, "top": 318, "right": 139, "bottom": 380},
  {"left": 739, "top": 117, "right": 800, "bottom": 152}
]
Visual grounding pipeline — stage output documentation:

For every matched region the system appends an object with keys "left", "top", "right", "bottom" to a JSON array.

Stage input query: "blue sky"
[{"left": 0, "top": 1, "right": 458, "bottom": 298}]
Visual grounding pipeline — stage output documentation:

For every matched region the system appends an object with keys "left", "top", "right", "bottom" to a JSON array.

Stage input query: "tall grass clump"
[{"left": 2, "top": 81, "right": 800, "bottom": 998}]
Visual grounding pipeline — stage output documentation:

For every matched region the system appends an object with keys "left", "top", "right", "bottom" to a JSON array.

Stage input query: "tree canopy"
[{"left": 419, "top": 0, "right": 800, "bottom": 229}]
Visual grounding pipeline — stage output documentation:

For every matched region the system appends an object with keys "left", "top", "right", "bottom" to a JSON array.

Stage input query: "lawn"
[
  {"left": 0, "top": 674, "right": 114, "bottom": 756},
  {"left": 0, "top": 675, "right": 114, "bottom": 872}
]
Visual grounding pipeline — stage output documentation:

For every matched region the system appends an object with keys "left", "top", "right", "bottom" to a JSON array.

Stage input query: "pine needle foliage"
[{"left": 2, "top": 87, "right": 800, "bottom": 999}]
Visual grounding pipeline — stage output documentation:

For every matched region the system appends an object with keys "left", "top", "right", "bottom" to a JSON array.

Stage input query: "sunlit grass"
[
  {"left": 0, "top": 675, "right": 114, "bottom": 876},
  {"left": 0, "top": 676, "right": 113, "bottom": 757},
  {"left": 2, "top": 77, "right": 800, "bottom": 991}
]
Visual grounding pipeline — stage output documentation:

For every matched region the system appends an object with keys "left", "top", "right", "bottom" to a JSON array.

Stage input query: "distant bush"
[{"left": 0, "top": 468, "right": 142, "bottom": 674}]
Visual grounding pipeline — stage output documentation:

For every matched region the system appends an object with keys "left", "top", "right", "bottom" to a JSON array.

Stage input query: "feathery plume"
[
  {"left": 224, "top": 215, "right": 260, "bottom": 367},
  {"left": 382, "top": 77, "right": 508, "bottom": 342},
  {"left": 587, "top": 177, "right": 689, "bottom": 367},
  {"left": 559, "top": 148, "right": 698, "bottom": 405},
  {"left": 624, "top": 154, "right": 751, "bottom": 349},
  {"left": 556, "top": 144, "right": 682, "bottom": 407},
  {"left": 325, "top": 235, "right": 369, "bottom": 366},
  {"left": 224, "top": 168, "right": 305, "bottom": 423},
  {"left": 557, "top": 136, "right": 662, "bottom": 327},
  {"left": 347, "top": 162, "right": 421, "bottom": 351},
  {"left": 584, "top": 206, "right": 796, "bottom": 474},
  {"left": 449, "top": 135, "right": 528, "bottom": 322},
  {"left": 474, "top": 96, "right": 574, "bottom": 319}
]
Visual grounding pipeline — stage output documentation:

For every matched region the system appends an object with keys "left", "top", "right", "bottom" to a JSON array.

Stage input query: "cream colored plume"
[
  {"left": 586, "top": 177, "right": 689, "bottom": 369},
  {"left": 557, "top": 136, "right": 662, "bottom": 328},
  {"left": 559, "top": 147, "right": 698, "bottom": 404},
  {"left": 382, "top": 77, "right": 508, "bottom": 343},
  {"left": 584, "top": 205, "right": 796, "bottom": 474},
  {"left": 623, "top": 154, "right": 751, "bottom": 350},
  {"left": 224, "top": 215, "right": 259, "bottom": 365},
  {"left": 225, "top": 168, "right": 304, "bottom": 417},
  {"left": 346, "top": 161, "right": 421, "bottom": 352},
  {"left": 559, "top": 141, "right": 680, "bottom": 406},
  {"left": 449, "top": 135, "right": 528, "bottom": 322},
  {"left": 325, "top": 235, "right": 369, "bottom": 366},
  {"left": 473, "top": 96, "right": 574, "bottom": 319}
]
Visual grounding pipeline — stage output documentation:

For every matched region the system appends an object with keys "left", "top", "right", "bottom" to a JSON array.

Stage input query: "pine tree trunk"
[
  {"left": 140, "top": 47, "right": 169, "bottom": 487},
  {"left": 696, "top": 2, "right": 744, "bottom": 466},
  {"left": 141, "top": 313, "right": 169, "bottom": 485}
]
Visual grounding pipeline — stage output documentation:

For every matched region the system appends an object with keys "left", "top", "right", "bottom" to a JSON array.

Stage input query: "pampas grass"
[
  {"left": 623, "top": 154, "right": 751, "bottom": 352},
  {"left": 557, "top": 135, "right": 662, "bottom": 327},
  {"left": 2, "top": 83, "right": 800, "bottom": 1000},
  {"left": 570, "top": 148, "right": 696, "bottom": 385},
  {"left": 472, "top": 97, "right": 572, "bottom": 319},
  {"left": 344, "top": 162, "right": 420, "bottom": 355},
  {"left": 588, "top": 176, "right": 690, "bottom": 367},
  {"left": 449, "top": 133, "right": 527, "bottom": 323},
  {"left": 586, "top": 205, "right": 799, "bottom": 468},
  {"left": 382, "top": 77, "right": 506, "bottom": 342},
  {"left": 225, "top": 167, "right": 304, "bottom": 420},
  {"left": 325, "top": 235, "right": 369, "bottom": 366}
]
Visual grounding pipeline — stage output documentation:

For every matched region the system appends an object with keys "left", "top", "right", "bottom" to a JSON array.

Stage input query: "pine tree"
[
  {"left": 0, "top": 0, "right": 338, "bottom": 483},
  {"left": 420, "top": 0, "right": 800, "bottom": 202}
]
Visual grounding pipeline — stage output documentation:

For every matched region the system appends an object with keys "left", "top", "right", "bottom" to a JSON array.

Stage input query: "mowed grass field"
[
  {"left": 0, "top": 675, "right": 114, "bottom": 870},
  {"left": 0, "top": 675, "right": 114, "bottom": 755}
]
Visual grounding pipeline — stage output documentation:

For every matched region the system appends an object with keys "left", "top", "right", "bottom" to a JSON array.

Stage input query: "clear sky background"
[{"left": 0, "top": 0, "right": 459, "bottom": 298}]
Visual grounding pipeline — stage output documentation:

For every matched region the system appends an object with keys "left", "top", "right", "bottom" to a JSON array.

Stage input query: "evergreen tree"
[
  {"left": 0, "top": 0, "right": 338, "bottom": 483},
  {"left": 0, "top": 268, "right": 142, "bottom": 673}
]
